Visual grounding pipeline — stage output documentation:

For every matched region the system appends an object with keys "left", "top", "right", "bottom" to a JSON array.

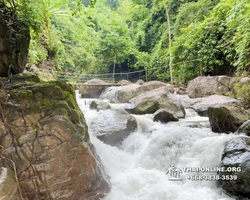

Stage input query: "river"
[{"left": 76, "top": 91, "right": 238, "bottom": 200}]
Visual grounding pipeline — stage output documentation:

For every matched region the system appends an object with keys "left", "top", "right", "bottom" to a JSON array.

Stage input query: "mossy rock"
[
  {"left": 0, "top": 74, "right": 110, "bottom": 199},
  {"left": 11, "top": 73, "right": 40, "bottom": 83},
  {"left": 9, "top": 74, "right": 83, "bottom": 125},
  {"left": 129, "top": 101, "right": 160, "bottom": 114}
]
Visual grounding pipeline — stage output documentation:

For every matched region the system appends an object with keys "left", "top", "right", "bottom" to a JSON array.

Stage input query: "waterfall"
[
  {"left": 76, "top": 91, "right": 238, "bottom": 200},
  {"left": 99, "top": 86, "right": 122, "bottom": 102}
]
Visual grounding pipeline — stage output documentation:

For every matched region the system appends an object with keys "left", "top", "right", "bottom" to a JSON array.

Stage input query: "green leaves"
[{"left": 13, "top": 0, "right": 250, "bottom": 83}]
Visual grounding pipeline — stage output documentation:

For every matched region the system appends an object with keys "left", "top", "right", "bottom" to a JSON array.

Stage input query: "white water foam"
[{"left": 76, "top": 91, "right": 239, "bottom": 200}]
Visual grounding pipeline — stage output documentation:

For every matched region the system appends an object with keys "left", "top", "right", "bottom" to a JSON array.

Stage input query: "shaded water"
[{"left": 76, "top": 91, "right": 238, "bottom": 200}]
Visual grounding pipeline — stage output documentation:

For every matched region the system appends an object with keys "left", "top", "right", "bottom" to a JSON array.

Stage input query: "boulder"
[
  {"left": 233, "top": 77, "right": 250, "bottom": 109},
  {"left": 207, "top": 104, "right": 250, "bottom": 133},
  {"left": 117, "top": 79, "right": 132, "bottom": 86},
  {"left": 90, "top": 109, "right": 137, "bottom": 146},
  {"left": 187, "top": 76, "right": 232, "bottom": 98},
  {"left": 0, "top": 167, "right": 22, "bottom": 200},
  {"left": 240, "top": 77, "right": 250, "bottom": 85},
  {"left": 229, "top": 77, "right": 241, "bottom": 89},
  {"left": 89, "top": 100, "right": 111, "bottom": 111},
  {"left": 175, "top": 87, "right": 187, "bottom": 95},
  {"left": 79, "top": 79, "right": 108, "bottom": 98},
  {"left": 217, "top": 137, "right": 250, "bottom": 199},
  {"left": 0, "top": 73, "right": 110, "bottom": 200},
  {"left": 136, "top": 79, "right": 145, "bottom": 85},
  {"left": 101, "top": 80, "right": 174, "bottom": 103},
  {"left": 0, "top": 10, "right": 30, "bottom": 77},
  {"left": 182, "top": 95, "right": 240, "bottom": 116},
  {"left": 127, "top": 86, "right": 186, "bottom": 118},
  {"left": 236, "top": 120, "right": 250, "bottom": 136},
  {"left": 119, "top": 80, "right": 175, "bottom": 103},
  {"left": 153, "top": 109, "right": 179, "bottom": 123}
]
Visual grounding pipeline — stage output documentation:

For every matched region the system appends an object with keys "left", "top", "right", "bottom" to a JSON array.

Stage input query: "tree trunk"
[
  {"left": 199, "top": 62, "right": 203, "bottom": 76},
  {"left": 131, "top": 21, "right": 135, "bottom": 39},
  {"left": 164, "top": 2, "right": 173, "bottom": 85},
  {"left": 45, "top": 16, "right": 50, "bottom": 45},
  {"left": 113, "top": 54, "right": 116, "bottom": 82}
]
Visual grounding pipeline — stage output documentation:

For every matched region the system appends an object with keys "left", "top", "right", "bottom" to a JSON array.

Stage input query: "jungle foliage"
[{"left": 2, "top": 0, "right": 250, "bottom": 84}]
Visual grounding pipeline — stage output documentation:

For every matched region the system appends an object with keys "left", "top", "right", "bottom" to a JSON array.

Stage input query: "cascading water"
[{"left": 76, "top": 91, "right": 239, "bottom": 200}]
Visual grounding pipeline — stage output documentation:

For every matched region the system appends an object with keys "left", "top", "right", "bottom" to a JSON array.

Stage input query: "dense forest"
[{"left": 2, "top": 0, "right": 250, "bottom": 84}]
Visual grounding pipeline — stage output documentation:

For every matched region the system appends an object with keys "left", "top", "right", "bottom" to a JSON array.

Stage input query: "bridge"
[
  {"left": 33, "top": 69, "right": 148, "bottom": 84},
  {"left": 68, "top": 83, "right": 121, "bottom": 86}
]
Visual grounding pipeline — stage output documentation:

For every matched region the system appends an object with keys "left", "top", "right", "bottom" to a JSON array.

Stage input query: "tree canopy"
[{"left": 2, "top": 0, "right": 250, "bottom": 84}]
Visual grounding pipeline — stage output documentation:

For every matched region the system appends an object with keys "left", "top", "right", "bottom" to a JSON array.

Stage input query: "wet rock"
[
  {"left": 79, "top": 79, "right": 109, "bottom": 98},
  {"left": 187, "top": 76, "right": 233, "bottom": 98},
  {"left": 89, "top": 100, "right": 111, "bottom": 111},
  {"left": 208, "top": 104, "right": 249, "bottom": 133},
  {"left": 90, "top": 109, "right": 137, "bottom": 146},
  {"left": 136, "top": 79, "right": 145, "bottom": 85},
  {"left": 236, "top": 120, "right": 250, "bottom": 136},
  {"left": 153, "top": 109, "right": 179, "bottom": 123},
  {"left": 117, "top": 79, "right": 132, "bottom": 86},
  {"left": 185, "top": 123, "right": 204, "bottom": 128},
  {"left": 90, "top": 100, "right": 98, "bottom": 110},
  {"left": 182, "top": 95, "right": 240, "bottom": 117},
  {"left": 0, "top": 167, "right": 21, "bottom": 200},
  {"left": 217, "top": 137, "right": 250, "bottom": 199},
  {"left": 0, "top": 73, "right": 110, "bottom": 200},
  {"left": 101, "top": 80, "right": 174, "bottom": 103},
  {"left": 127, "top": 86, "right": 185, "bottom": 118}
]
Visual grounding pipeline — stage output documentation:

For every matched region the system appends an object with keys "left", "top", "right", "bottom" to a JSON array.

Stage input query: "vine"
[
  {"left": 0, "top": 145, "right": 25, "bottom": 200},
  {"left": 0, "top": 85, "right": 25, "bottom": 199}
]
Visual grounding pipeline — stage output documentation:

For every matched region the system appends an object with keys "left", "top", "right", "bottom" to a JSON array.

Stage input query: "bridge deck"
[{"left": 67, "top": 83, "right": 121, "bottom": 86}]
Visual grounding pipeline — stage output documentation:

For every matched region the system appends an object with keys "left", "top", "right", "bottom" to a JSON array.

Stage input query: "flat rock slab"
[{"left": 181, "top": 94, "right": 240, "bottom": 116}]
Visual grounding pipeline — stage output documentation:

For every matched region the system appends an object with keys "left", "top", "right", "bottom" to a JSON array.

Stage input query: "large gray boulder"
[
  {"left": 217, "top": 137, "right": 250, "bottom": 199},
  {"left": 127, "top": 86, "right": 185, "bottom": 118},
  {"left": 182, "top": 95, "right": 240, "bottom": 116},
  {"left": 187, "top": 76, "right": 233, "bottom": 98},
  {"left": 100, "top": 81, "right": 174, "bottom": 103},
  {"left": 90, "top": 109, "right": 137, "bottom": 146},
  {"left": 79, "top": 79, "right": 109, "bottom": 98},
  {"left": 208, "top": 104, "right": 250, "bottom": 133}
]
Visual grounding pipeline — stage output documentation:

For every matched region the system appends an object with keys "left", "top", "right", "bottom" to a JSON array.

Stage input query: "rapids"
[{"left": 76, "top": 91, "right": 239, "bottom": 200}]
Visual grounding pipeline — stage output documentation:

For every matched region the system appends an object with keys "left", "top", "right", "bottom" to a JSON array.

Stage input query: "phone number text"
[{"left": 186, "top": 175, "right": 237, "bottom": 181}]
